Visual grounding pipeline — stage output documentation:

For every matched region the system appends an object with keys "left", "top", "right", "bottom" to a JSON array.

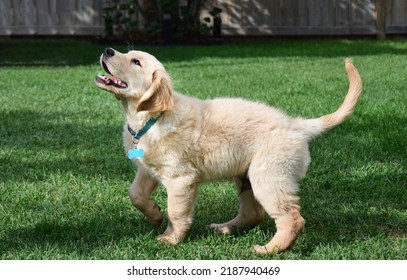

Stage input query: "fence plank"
[
  {"left": 308, "top": 0, "right": 321, "bottom": 27},
  {"left": 36, "top": 0, "right": 53, "bottom": 29},
  {"left": 392, "top": 0, "right": 406, "bottom": 25},
  {"left": 298, "top": 0, "right": 308, "bottom": 26},
  {"left": 0, "top": 0, "right": 12, "bottom": 34},
  {"left": 321, "top": 0, "right": 334, "bottom": 26},
  {"left": 269, "top": 0, "right": 282, "bottom": 26},
  {"left": 377, "top": 0, "right": 387, "bottom": 39}
]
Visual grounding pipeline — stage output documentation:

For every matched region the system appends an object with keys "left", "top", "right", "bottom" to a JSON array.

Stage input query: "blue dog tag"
[{"left": 128, "top": 148, "right": 144, "bottom": 159}]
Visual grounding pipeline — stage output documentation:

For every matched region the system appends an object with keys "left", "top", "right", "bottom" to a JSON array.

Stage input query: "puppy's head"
[{"left": 95, "top": 48, "right": 173, "bottom": 112}]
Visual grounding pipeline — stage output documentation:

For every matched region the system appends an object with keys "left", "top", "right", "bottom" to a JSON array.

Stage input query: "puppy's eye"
[{"left": 132, "top": 59, "right": 141, "bottom": 66}]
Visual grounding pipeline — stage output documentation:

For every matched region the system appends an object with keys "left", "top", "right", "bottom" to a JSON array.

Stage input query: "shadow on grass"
[
  {"left": 1, "top": 38, "right": 407, "bottom": 67},
  {"left": 0, "top": 109, "right": 131, "bottom": 183},
  {"left": 0, "top": 211, "right": 164, "bottom": 259}
]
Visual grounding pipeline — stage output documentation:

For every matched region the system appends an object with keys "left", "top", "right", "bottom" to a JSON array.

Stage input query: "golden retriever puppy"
[{"left": 95, "top": 48, "right": 362, "bottom": 254}]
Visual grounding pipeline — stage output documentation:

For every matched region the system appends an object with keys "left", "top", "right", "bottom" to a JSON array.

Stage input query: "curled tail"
[
  {"left": 319, "top": 58, "right": 363, "bottom": 129},
  {"left": 296, "top": 58, "right": 363, "bottom": 140}
]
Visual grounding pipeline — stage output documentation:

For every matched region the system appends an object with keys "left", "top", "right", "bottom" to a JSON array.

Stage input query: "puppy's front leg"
[
  {"left": 157, "top": 181, "right": 198, "bottom": 245},
  {"left": 129, "top": 167, "right": 163, "bottom": 226}
]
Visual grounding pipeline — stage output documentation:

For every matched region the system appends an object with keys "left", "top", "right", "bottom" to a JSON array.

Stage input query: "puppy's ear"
[{"left": 137, "top": 70, "right": 174, "bottom": 112}]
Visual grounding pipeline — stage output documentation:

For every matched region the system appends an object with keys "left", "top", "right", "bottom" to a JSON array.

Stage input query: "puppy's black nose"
[{"left": 104, "top": 48, "right": 115, "bottom": 57}]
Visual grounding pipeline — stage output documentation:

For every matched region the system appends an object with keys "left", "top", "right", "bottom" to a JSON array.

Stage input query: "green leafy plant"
[
  {"left": 103, "top": 0, "right": 139, "bottom": 39},
  {"left": 102, "top": 0, "right": 221, "bottom": 41},
  {"left": 204, "top": 6, "right": 222, "bottom": 37}
]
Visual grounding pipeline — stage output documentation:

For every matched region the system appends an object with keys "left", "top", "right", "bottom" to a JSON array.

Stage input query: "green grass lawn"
[{"left": 0, "top": 38, "right": 406, "bottom": 260}]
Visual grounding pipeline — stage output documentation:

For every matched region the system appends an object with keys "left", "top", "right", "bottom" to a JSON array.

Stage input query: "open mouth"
[{"left": 95, "top": 61, "right": 128, "bottom": 89}]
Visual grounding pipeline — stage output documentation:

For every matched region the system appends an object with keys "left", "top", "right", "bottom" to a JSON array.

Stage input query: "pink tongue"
[{"left": 105, "top": 75, "right": 127, "bottom": 88}]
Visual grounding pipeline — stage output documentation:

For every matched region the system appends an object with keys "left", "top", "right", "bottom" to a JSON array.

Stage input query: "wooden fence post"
[{"left": 376, "top": 0, "right": 387, "bottom": 39}]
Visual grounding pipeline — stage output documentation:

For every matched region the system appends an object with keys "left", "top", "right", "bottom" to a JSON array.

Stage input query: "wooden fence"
[
  {"left": 204, "top": 0, "right": 407, "bottom": 38},
  {"left": 1, "top": 0, "right": 407, "bottom": 37}
]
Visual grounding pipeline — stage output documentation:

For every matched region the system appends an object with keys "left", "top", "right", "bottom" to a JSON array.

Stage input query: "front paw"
[{"left": 157, "top": 233, "right": 180, "bottom": 245}]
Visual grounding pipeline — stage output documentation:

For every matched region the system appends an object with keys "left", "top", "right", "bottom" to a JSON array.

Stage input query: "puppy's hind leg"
[
  {"left": 249, "top": 162, "right": 306, "bottom": 254},
  {"left": 210, "top": 177, "right": 265, "bottom": 234}
]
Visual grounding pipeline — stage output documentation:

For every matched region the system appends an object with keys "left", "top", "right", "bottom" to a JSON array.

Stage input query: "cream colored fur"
[{"left": 95, "top": 49, "right": 363, "bottom": 254}]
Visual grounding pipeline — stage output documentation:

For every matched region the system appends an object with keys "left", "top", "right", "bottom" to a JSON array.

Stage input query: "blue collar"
[{"left": 127, "top": 113, "right": 162, "bottom": 143}]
